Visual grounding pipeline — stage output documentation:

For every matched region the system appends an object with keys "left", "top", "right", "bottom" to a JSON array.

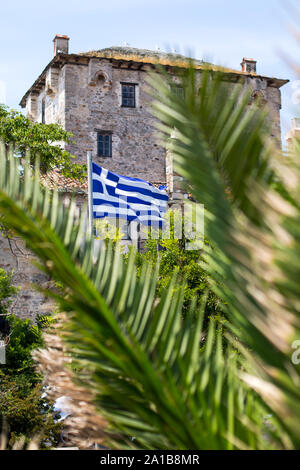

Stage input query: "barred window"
[
  {"left": 171, "top": 84, "right": 185, "bottom": 99},
  {"left": 121, "top": 83, "right": 136, "bottom": 108},
  {"left": 97, "top": 132, "right": 112, "bottom": 157}
]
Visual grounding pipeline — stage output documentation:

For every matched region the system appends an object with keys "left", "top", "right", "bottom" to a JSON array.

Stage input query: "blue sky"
[{"left": 1, "top": 0, "right": 299, "bottom": 140}]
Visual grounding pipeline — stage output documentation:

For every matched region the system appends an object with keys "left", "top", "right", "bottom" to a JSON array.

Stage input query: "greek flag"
[{"left": 92, "top": 162, "right": 168, "bottom": 226}]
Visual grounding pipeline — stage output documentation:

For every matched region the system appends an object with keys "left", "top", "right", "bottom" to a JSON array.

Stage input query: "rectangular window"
[
  {"left": 121, "top": 83, "right": 136, "bottom": 108},
  {"left": 171, "top": 84, "right": 185, "bottom": 99},
  {"left": 97, "top": 132, "right": 112, "bottom": 157},
  {"left": 41, "top": 99, "right": 46, "bottom": 124}
]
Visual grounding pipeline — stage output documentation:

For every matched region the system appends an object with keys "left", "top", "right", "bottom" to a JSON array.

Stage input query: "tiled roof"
[
  {"left": 39, "top": 169, "right": 165, "bottom": 193},
  {"left": 40, "top": 169, "right": 88, "bottom": 193}
]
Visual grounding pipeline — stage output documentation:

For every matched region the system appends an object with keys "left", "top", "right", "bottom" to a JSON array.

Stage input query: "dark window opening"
[
  {"left": 121, "top": 83, "right": 136, "bottom": 108},
  {"left": 171, "top": 84, "right": 185, "bottom": 99},
  {"left": 97, "top": 132, "right": 112, "bottom": 157},
  {"left": 41, "top": 99, "right": 46, "bottom": 124}
]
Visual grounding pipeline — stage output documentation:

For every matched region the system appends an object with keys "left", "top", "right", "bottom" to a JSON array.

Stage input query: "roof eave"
[
  {"left": 19, "top": 52, "right": 290, "bottom": 107},
  {"left": 19, "top": 53, "right": 69, "bottom": 107}
]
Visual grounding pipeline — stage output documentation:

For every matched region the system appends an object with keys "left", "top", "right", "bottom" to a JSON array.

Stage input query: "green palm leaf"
[
  {"left": 0, "top": 150, "right": 275, "bottom": 449},
  {"left": 150, "top": 65, "right": 300, "bottom": 448}
]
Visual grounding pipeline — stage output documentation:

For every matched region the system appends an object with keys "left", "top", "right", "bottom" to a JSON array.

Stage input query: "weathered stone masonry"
[
  {"left": 2, "top": 37, "right": 288, "bottom": 320},
  {"left": 0, "top": 175, "right": 87, "bottom": 322},
  {"left": 20, "top": 37, "right": 288, "bottom": 183},
  {"left": 0, "top": 235, "right": 52, "bottom": 321},
  {"left": 64, "top": 61, "right": 166, "bottom": 181}
]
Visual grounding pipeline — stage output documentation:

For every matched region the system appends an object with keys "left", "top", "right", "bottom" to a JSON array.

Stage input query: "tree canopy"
[{"left": 0, "top": 104, "right": 86, "bottom": 180}]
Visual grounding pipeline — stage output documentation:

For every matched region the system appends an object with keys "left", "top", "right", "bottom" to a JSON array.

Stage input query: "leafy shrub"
[
  {"left": 0, "top": 314, "right": 62, "bottom": 448},
  {"left": 136, "top": 214, "right": 223, "bottom": 322},
  {"left": 0, "top": 104, "right": 86, "bottom": 180},
  {"left": 0, "top": 269, "right": 18, "bottom": 316},
  {"left": 0, "top": 270, "right": 61, "bottom": 448}
]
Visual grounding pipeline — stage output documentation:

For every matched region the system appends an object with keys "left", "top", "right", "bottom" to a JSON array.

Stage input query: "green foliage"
[
  {"left": 136, "top": 223, "right": 222, "bottom": 321},
  {"left": 0, "top": 269, "right": 18, "bottom": 315},
  {"left": 3, "top": 316, "right": 42, "bottom": 378},
  {"left": 0, "top": 137, "right": 289, "bottom": 449},
  {"left": 0, "top": 314, "right": 61, "bottom": 448},
  {"left": 150, "top": 65, "right": 300, "bottom": 447},
  {"left": 0, "top": 270, "right": 61, "bottom": 448},
  {"left": 0, "top": 104, "right": 86, "bottom": 180},
  {"left": 35, "top": 312, "right": 57, "bottom": 330},
  {"left": 1, "top": 63, "right": 300, "bottom": 449},
  {"left": 0, "top": 375, "right": 61, "bottom": 448},
  {"left": 95, "top": 218, "right": 127, "bottom": 244}
]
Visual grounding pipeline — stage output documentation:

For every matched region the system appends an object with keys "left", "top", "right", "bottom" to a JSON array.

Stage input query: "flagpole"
[{"left": 87, "top": 150, "right": 93, "bottom": 236}]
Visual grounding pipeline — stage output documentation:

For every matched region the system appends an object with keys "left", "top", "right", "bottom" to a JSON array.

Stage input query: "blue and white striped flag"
[{"left": 92, "top": 162, "right": 168, "bottom": 226}]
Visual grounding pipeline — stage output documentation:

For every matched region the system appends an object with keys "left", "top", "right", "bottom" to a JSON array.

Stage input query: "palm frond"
[
  {"left": 0, "top": 149, "right": 276, "bottom": 449},
  {"left": 150, "top": 66, "right": 300, "bottom": 448}
]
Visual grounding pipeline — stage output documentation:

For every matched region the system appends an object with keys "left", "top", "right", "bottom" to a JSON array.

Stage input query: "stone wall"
[
  {"left": 34, "top": 58, "right": 283, "bottom": 184},
  {"left": 0, "top": 191, "right": 87, "bottom": 321},
  {"left": 26, "top": 65, "right": 66, "bottom": 129},
  {"left": 242, "top": 75, "right": 282, "bottom": 144},
  {"left": 0, "top": 234, "right": 53, "bottom": 321},
  {"left": 14, "top": 56, "right": 285, "bottom": 321},
  {"left": 63, "top": 60, "right": 167, "bottom": 182}
]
